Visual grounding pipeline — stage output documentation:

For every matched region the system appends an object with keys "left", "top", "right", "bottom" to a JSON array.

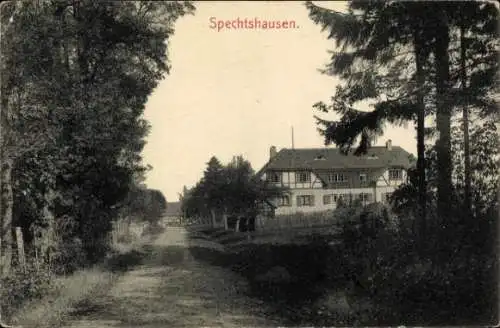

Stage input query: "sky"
[{"left": 142, "top": 1, "right": 417, "bottom": 202}]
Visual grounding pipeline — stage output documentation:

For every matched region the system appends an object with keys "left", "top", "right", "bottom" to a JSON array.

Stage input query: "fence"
[
  {"left": 255, "top": 210, "right": 340, "bottom": 232},
  {"left": 183, "top": 216, "right": 226, "bottom": 230}
]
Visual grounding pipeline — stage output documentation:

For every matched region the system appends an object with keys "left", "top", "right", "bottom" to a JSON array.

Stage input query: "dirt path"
[{"left": 62, "top": 227, "right": 278, "bottom": 328}]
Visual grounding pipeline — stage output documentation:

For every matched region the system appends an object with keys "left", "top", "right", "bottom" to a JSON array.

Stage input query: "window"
[
  {"left": 358, "top": 193, "right": 373, "bottom": 202},
  {"left": 343, "top": 193, "right": 353, "bottom": 202},
  {"left": 328, "top": 173, "right": 347, "bottom": 183},
  {"left": 267, "top": 172, "right": 281, "bottom": 183},
  {"left": 296, "top": 172, "right": 311, "bottom": 183},
  {"left": 383, "top": 192, "right": 392, "bottom": 203},
  {"left": 336, "top": 194, "right": 352, "bottom": 205},
  {"left": 323, "top": 194, "right": 332, "bottom": 205},
  {"left": 359, "top": 173, "right": 367, "bottom": 182},
  {"left": 297, "top": 195, "right": 314, "bottom": 207},
  {"left": 277, "top": 195, "right": 290, "bottom": 207},
  {"left": 315, "top": 155, "right": 325, "bottom": 160},
  {"left": 389, "top": 169, "right": 402, "bottom": 180}
]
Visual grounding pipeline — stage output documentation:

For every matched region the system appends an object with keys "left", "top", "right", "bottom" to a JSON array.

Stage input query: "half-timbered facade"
[{"left": 258, "top": 140, "right": 413, "bottom": 215}]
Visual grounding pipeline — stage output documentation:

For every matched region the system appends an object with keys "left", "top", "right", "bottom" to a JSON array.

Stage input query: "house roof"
[
  {"left": 165, "top": 201, "right": 182, "bottom": 216},
  {"left": 261, "top": 146, "right": 413, "bottom": 172}
]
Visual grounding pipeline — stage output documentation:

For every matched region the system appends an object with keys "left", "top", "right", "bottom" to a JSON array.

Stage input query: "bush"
[
  {"left": 0, "top": 263, "right": 54, "bottom": 318},
  {"left": 116, "top": 231, "right": 139, "bottom": 244},
  {"left": 51, "top": 237, "right": 88, "bottom": 274},
  {"left": 141, "top": 222, "right": 165, "bottom": 237},
  {"left": 334, "top": 202, "right": 498, "bottom": 325}
]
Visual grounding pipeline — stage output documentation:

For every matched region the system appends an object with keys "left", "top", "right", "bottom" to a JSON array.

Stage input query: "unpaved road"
[{"left": 63, "top": 227, "right": 278, "bottom": 328}]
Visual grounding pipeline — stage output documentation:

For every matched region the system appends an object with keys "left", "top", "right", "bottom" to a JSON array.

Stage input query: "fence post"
[
  {"left": 15, "top": 227, "right": 26, "bottom": 272},
  {"left": 34, "top": 235, "right": 40, "bottom": 273},
  {"left": 223, "top": 213, "right": 228, "bottom": 230}
]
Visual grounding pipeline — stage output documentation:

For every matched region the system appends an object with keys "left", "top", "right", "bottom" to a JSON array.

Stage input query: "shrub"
[
  {"left": 141, "top": 222, "right": 165, "bottom": 237},
  {"left": 335, "top": 201, "right": 498, "bottom": 325},
  {"left": 116, "top": 231, "right": 138, "bottom": 244},
  {"left": 51, "top": 237, "right": 88, "bottom": 274},
  {"left": 0, "top": 263, "right": 54, "bottom": 318}
]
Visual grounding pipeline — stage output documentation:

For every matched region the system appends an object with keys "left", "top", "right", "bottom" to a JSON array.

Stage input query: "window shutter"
[{"left": 310, "top": 195, "right": 315, "bottom": 206}]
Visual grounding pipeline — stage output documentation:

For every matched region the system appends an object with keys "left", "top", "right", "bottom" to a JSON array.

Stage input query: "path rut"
[{"left": 62, "top": 227, "right": 277, "bottom": 328}]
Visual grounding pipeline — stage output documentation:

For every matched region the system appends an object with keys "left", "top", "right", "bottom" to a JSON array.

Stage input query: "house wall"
[
  {"left": 262, "top": 171, "right": 324, "bottom": 189},
  {"left": 376, "top": 168, "right": 408, "bottom": 187},
  {"left": 375, "top": 185, "right": 397, "bottom": 204},
  {"left": 265, "top": 168, "right": 407, "bottom": 190},
  {"left": 274, "top": 187, "right": 389, "bottom": 215},
  {"left": 264, "top": 168, "right": 406, "bottom": 216},
  {"left": 314, "top": 169, "right": 375, "bottom": 189}
]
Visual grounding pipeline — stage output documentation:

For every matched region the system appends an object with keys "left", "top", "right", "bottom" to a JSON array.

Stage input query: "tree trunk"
[
  {"left": 413, "top": 27, "right": 427, "bottom": 245},
  {"left": 210, "top": 209, "right": 216, "bottom": 228},
  {"left": 41, "top": 188, "right": 56, "bottom": 266},
  {"left": 15, "top": 227, "right": 26, "bottom": 272},
  {"left": 460, "top": 24, "right": 472, "bottom": 219},
  {"left": 433, "top": 12, "right": 453, "bottom": 223},
  {"left": 223, "top": 212, "right": 228, "bottom": 230},
  {"left": 1, "top": 159, "right": 13, "bottom": 276}
]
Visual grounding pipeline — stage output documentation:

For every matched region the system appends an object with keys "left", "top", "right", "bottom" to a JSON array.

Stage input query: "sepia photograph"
[{"left": 0, "top": 1, "right": 498, "bottom": 327}]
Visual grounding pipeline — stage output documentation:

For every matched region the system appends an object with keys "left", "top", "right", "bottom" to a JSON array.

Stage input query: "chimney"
[
  {"left": 270, "top": 146, "right": 277, "bottom": 160},
  {"left": 386, "top": 139, "right": 392, "bottom": 151}
]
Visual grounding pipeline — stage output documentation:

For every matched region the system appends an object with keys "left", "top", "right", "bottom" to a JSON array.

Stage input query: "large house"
[{"left": 258, "top": 140, "right": 413, "bottom": 215}]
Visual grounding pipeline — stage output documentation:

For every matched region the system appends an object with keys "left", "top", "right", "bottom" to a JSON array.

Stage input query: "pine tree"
[
  {"left": 306, "top": 0, "right": 498, "bottom": 227},
  {"left": 306, "top": 0, "right": 436, "bottom": 238}
]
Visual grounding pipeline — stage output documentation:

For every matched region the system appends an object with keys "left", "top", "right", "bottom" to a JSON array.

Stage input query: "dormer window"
[
  {"left": 389, "top": 169, "right": 402, "bottom": 180},
  {"left": 314, "top": 154, "right": 326, "bottom": 160}
]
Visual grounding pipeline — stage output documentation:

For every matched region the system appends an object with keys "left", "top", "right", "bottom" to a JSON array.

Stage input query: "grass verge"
[
  {"left": 188, "top": 229, "right": 355, "bottom": 326},
  {"left": 10, "top": 267, "right": 118, "bottom": 328},
  {"left": 7, "top": 234, "right": 155, "bottom": 328}
]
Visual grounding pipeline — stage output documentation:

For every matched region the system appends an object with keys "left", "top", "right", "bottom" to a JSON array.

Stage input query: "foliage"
[
  {"left": 391, "top": 117, "right": 499, "bottom": 218},
  {"left": 306, "top": 0, "right": 498, "bottom": 221},
  {"left": 333, "top": 201, "right": 498, "bottom": 325},
  {"left": 182, "top": 155, "right": 286, "bottom": 221},
  {"left": 141, "top": 222, "right": 166, "bottom": 238},
  {"left": 1, "top": 0, "right": 195, "bottom": 274},
  {"left": 0, "top": 262, "right": 54, "bottom": 318},
  {"left": 306, "top": 0, "right": 497, "bottom": 152},
  {"left": 121, "top": 187, "right": 167, "bottom": 225}
]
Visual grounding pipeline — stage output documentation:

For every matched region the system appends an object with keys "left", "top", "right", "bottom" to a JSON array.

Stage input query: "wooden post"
[
  {"left": 223, "top": 212, "right": 228, "bottom": 231},
  {"left": 15, "top": 227, "right": 26, "bottom": 272},
  {"left": 210, "top": 209, "right": 216, "bottom": 228},
  {"left": 34, "top": 235, "right": 40, "bottom": 273}
]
